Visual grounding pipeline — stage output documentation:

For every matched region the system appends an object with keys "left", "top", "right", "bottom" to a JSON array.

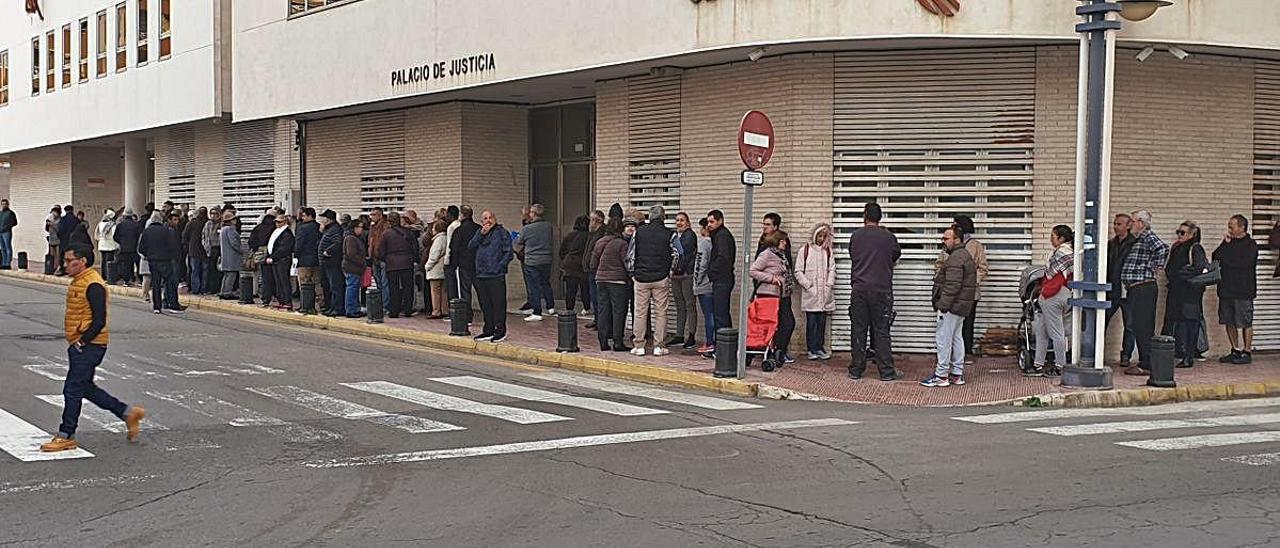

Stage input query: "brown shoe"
[
  {"left": 40, "top": 436, "right": 79, "bottom": 453},
  {"left": 125, "top": 406, "right": 147, "bottom": 442},
  {"left": 1122, "top": 366, "right": 1149, "bottom": 376}
]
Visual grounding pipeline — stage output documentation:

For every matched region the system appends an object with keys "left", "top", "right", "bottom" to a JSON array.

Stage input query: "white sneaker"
[
  {"left": 519, "top": 308, "right": 534, "bottom": 315},
  {"left": 546, "top": 308, "right": 556, "bottom": 315},
  {"left": 630, "top": 347, "right": 646, "bottom": 357},
  {"left": 524, "top": 314, "right": 544, "bottom": 322},
  {"left": 653, "top": 347, "right": 670, "bottom": 357},
  {"left": 807, "top": 352, "right": 823, "bottom": 361}
]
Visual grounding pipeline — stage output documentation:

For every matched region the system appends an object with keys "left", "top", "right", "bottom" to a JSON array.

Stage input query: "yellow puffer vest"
[{"left": 65, "top": 268, "right": 109, "bottom": 346}]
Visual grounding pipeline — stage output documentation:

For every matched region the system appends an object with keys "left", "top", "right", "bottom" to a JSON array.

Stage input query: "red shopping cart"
[{"left": 745, "top": 295, "right": 781, "bottom": 372}]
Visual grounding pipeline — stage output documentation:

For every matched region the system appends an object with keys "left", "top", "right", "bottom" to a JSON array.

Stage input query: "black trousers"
[
  {"left": 563, "top": 276, "right": 590, "bottom": 312},
  {"left": 775, "top": 296, "right": 795, "bottom": 357},
  {"left": 458, "top": 268, "right": 476, "bottom": 323},
  {"left": 1127, "top": 283, "right": 1158, "bottom": 368},
  {"left": 272, "top": 260, "right": 292, "bottom": 307},
  {"left": 963, "top": 300, "right": 978, "bottom": 354},
  {"left": 100, "top": 250, "right": 117, "bottom": 282},
  {"left": 475, "top": 276, "right": 507, "bottom": 337},
  {"left": 206, "top": 252, "right": 220, "bottom": 294},
  {"left": 596, "top": 282, "right": 629, "bottom": 349},
  {"left": 848, "top": 290, "right": 897, "bottom": 378},
  {"left": 323, "top": 263, "right": 344, "bottom": 313},
  {"left": 387, "top": 268, "right": 415, "bottom": 316},
  {"left": 712, "top": 281, "right": 734, "bottom": 331},
  {"left": 114, "top": 251, "right": 137, "bottom": 283}
]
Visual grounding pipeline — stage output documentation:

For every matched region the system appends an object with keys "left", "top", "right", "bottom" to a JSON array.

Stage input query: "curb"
[
  {"left": 1022, "top": 380, "right": 1280, "bottom": 408},
  {"left": 1, "top": 269, "right": 759, "bottom": 399}
]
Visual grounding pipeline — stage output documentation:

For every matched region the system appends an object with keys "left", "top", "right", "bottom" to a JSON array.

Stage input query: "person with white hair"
[{"left": 1120, "top": 209, "right": 1171, "bottom": 376}]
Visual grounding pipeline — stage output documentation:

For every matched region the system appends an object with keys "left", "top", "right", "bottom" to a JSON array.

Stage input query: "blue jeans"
[
  {"left": 58, "top": 344, "right": 128, "bottom": 438},
  {"left": 524, "top": 263, "right": 554, "bottom": 314},
  {"left": 188, "top": 257, "right": 207, "bottom": 294},
  {"left": 588, "top": 273, "right": 598, "bottom": 313},
  {"left": 0, "top": 231, "right": 12, "bottom": 268},
  {"left": 373, "top": 261, "right": 390, "bottom": 305},
  {"left": 806, "top": 312, "right": 828, "bottom": 355},
  {"left": 698, "top": 294, "right": 716, "bottom": 347},
  {"left": 344, "top": 273, "right": 362, "bottom": 316}
]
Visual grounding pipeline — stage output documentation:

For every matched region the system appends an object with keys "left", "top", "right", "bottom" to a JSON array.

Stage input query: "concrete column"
[{"left": 123, "top": 138, "right": 149, "bottom": 215}]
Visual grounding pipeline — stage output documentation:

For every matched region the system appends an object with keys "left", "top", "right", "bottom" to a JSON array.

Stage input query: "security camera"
[
  {"left": 1167, "top": 45, "right": 1189, "bottom": 60},
  {"left": 1135, "top": 46, "right": 1154, "bottom": 62},
  {"left": 747, "top": 47, "right": 766, "bottom": 62}
]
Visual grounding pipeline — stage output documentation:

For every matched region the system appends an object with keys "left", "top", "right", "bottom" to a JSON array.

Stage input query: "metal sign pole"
[{"left": 736, "top": 184, "right": 755, "bottom": 380}]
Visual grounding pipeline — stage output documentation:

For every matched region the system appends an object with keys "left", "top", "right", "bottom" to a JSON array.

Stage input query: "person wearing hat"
[
  {"left": 626, "top": 205, "right": 683, "bottom": 356},
  {"left": 201, "top": 207, "right": 223, "bottom": 295},
  {"left": 95, "top": 210, "right": 119, "bottom": 282},
  {"left": 317, "top": 209, "right": 346, "bottom": 316},
  {"left": 218, "top": 211, "right": 244, "bottom": 299}
]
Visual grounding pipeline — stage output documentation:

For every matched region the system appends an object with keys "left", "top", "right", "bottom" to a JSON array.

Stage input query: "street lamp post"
[{"left": 1062, "top": 0, "right": 1170, "bottom": 389}]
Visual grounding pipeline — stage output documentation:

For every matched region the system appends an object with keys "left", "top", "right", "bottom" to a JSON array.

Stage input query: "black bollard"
[
  {"left": 448, "top": 298, "right": 470, "bottom": 336},
  {"left": 44, "top": 254, "right": 55, "bottom": 275},
  {"left": 713, "top": 328, "right": 738, "bottom": 378},
  {"left": 239, "top": 272, "right": 254, "bottom": 304},
  {"left": 1147, "top": 335, "right": 1177, "bottom": 388},
  {"left": 102, "top": 259, "right": 113, "bottom": 284},
  {"left": 366, "top": 286, "right": 384, "bottom": 324},
  {"left": 556, "top": 309, "right": 579, "bottom": 353},
  {"left": 17, "top": 251, "right": 27, "bottom": 270},
  {"left": 299, "top": 284, "right": 317, "bottom": 315}
]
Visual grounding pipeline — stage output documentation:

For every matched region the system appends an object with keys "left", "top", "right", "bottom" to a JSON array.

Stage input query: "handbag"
[
  {"left": 242, "top": 250, "right": 266, "bottom": 272},
  {"left": 361, "top": 266, "right": 373, "bottom": 289},
  {"left": 1185, "top": 244, "right": 1220, "bottom": 287}
]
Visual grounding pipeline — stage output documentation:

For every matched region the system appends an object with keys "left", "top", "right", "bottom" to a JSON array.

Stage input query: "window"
[
  {"left": 30, "top": 37, "right": 39, "bottom": 95},
  {"left": 78, "top": 18, "right": 89, "bottom": 82},
  {"left": 45, "top": 31, "right": 54, "bottom": 91},
  {"left": 96, "top": 11, "right": 108, "bottom": 77},
  {"left": 137, "top": 0, "right": 149, "bottom": 65},
  {"left": 61, "top": 24, "right": 71, "bottom": 87},
  {"left": 115, "top": 2, "right": 127, "bottom": 71},
  {"left": 159, "top": 0, "right": 171, "bottom": 59},
  {"left": 0, "top": 50, "right": 8, "bottom": 106},
  {"left": 290, "top": 0, "right": 358, "bottom": 17}
]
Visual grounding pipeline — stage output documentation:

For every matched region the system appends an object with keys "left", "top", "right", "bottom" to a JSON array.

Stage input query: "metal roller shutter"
[
  {"left": 359, "top": 111, "right": 406, "bottom": 214},
  {"left": 831, "top": 48, "right": 1037, "bottom": 352},
  {"left": 164, "top": 126, "right": 196, "bottom": 208},
  {"left": 1253, "top": 61, "right": 1280, "bottom": 349},
  {"left": 628, "top": 75, "right": 681, "bottom": 217},
  {"left": 222, "top": 120, "right": 277, "bottom": 235}
]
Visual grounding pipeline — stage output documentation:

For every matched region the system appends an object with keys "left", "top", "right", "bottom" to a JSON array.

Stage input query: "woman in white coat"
[
  {"left": 95, "top": 210, "right": 120, "bottom": 281},
  {"left": 795, "top": 222, "right": 837, "bottom": 360},
  {"left": 422, "top": 220, "right": 449, "bottom": 318}
]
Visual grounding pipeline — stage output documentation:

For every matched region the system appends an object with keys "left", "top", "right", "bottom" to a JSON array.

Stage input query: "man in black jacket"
[
  {"left": 1106, "top": 213, "right": 1138, "bottom": 365},
  {"left": 246, "top": 211, "right": 277, "bottom": 302},
  {"left": 138, "top": 211, "right": 184, "bottom": 314},
  {"left": 706, "top": 209, "right": 735, "bottom": 334},
  {"left": 628, "top": 205, "right": 682, "bottom": 356},
  {"left": 318, "top": 209, "right": 345, "bottom": 317},
  {"left": 294, "top": 208, "right": 322, "bottom": 314},
  {"left": 264, "top": 215, "right": 296, "bottom": 310},
  {"left": 0, "top": 198, "right": 16, "bottom": 270},
  {"left": 111, "top": 209, "right": 142, "bottom": 285},
  {"left": 846, "top": 202, "right": 903, "bottom": 381},
  {"left": 449, "top": 206, "right": 481, "bottom": 323},
  {"left": 1213, "top": 214, "right": 1259, "bottom": 364}
]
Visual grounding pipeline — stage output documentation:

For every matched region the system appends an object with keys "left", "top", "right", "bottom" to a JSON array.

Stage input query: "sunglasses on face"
[{"left": 1176, "top": 229, "right": 1187, "bottom": 236}]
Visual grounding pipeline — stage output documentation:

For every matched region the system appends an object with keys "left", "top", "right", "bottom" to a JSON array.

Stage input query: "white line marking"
[
  {"left": 126, "top": 353, "right": 229, "bottom": 378},
  {"left": 146, "top": 389, "right": 340, "bottom": 443},
  {"left": 22, "top": 363, "right": 65, "bottom": 381},
  {"left": 342, "top": 381, "right": 571, "bottom": 425},
  {"left": 524, "top": 371, "right": 764, "bottom": 411},
  {"left": 35, "top": 395, "right": 168, "bottom": 433},
  {"left": 1116, "top": 431, "right": 1280, "bottom": 451},
  {"left": 955, "top": 398, "right": 1280, "bottom": 424},
  {"left": 304, "top": 418, "right": 858, "bottom": 468},
  {"left": 109, "top": 361, "right": 165, "bottom": 379},
  {"left": 0, "top": 474, "right": 157, "bottom": 495},
  {"left": 1028, "top": 412, "right": 1280, "bottom": 437},
  {"left": 432, "top": 376, "right": 667, "bottom": 417},
  {"left": 1222, "top": 452, "right": 1280, "bottom": 466},
  {"left": 0, "top": 408, "right": 94, "bottom": 462},
  {"left": 246, "top": 386, "right": 464, "bottom": 434}
]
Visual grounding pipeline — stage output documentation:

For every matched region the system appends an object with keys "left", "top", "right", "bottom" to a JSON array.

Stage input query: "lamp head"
[{"left": 1117, "top": 0, "right": 1173, "bottom": 22}]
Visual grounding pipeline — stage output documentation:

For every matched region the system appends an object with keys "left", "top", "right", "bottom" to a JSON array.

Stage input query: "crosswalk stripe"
[
  {"left": 523, "top": 371, "right": 764, "bottom": 411},
  {"left": 246, "top": 386, "right": 464, "bottom": 434},
  {"left": 1027, "top": 412, "right": 1280, "bottom": 437},
  {"left": 431, "top": 376, "right": 667, "bottom": 416},
  {"left": 1116, "top": 431, "right": 1280, "bottom": 451},
  {"left": 0, "top": 408, "right": 94, "bottom": 462},
  {"left": 954, "top": 398, "right": 1280, "bottom": 424},
  {"left": 1222, "top": 452, "right": 1280, "bottom": 466},
  {"left": 126, "top": 353, "right": 230, "bottom": 378},
  {"left": 22, "top": 363, "right": 65, "bottom": 381},
  {"left": 341, "top": 381, "right": 572, "bottom": 425},
  {"left": 304, "top": 418, "right": 860, "bottom": 468},
  {"left": 34, "top": 395, "right": 168, "bottom": 433},
  {"left": 146, "top": 389, "right": 341, "bottom": 443}
]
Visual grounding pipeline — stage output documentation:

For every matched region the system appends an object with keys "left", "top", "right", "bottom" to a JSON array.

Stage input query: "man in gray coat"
[
  {"left": 218, "top": 212, "right": 245, "bottom": 299},
  {"left": 514, "top": 203, "right": 555, "bottom": 321},
  {"left": 922, "top": 227, "right": 978, "bottom": 387}
]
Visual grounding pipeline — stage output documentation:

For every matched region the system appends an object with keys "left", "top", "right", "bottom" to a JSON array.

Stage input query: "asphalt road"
[{"left": 0, "top": 277, "right": 1277, "bottom": 548}]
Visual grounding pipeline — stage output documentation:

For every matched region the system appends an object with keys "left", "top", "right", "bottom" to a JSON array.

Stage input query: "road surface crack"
[{"left": 81, "top": 468, "right": 234, "bottom": 525}]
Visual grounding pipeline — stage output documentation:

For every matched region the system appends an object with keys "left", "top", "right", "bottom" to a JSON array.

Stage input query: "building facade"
[{"left": 5, "top": 0, "right": 1280, "bottom": 353}]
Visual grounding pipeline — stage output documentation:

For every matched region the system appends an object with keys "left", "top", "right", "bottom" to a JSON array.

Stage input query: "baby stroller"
[
  {"left": 744, "top": 295, "right": 782, "bottom": 372},
  {"left": 1017, "top": 265, "right": 1070, "bottom": 373}
]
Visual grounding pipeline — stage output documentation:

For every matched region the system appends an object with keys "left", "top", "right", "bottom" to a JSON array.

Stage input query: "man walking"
[
  {"left": 39, "top": 245, "right": 146, "bottom": 452},
  {"left": 468, "top": 210, "right": 514, "bottom": 342},
  {"left": 514, "top": 203, "right": 555, "bottom": 321},
  {"left": 921, "top": 227, "right": 977, "bottom": 387},
  {"left": 706, "top": 210, "right": 736, "bottom": 336},
  {"left": 629, "top": 205, "right": 682, "bottom": 356},
  {"left": 846, "top": 202, "right": 904, "bottom": 381},
  {"left": 450, "top": 206, "right": 481, "bottom": 324},
  {"left": 0, "top": 198, "right": 17, "bottom": 269},
  {"left": 1213, "top": 214, "right": 1259, "bottom": 364},
  {"left": 1106, "top": 213, "right": 1137, "bottom": 365},
  {"left": 1121, "top": 210, "right": 1170, "bottom": 376},
  {"left": 138, "top": 211, "right": 184, "bottom": 314}
]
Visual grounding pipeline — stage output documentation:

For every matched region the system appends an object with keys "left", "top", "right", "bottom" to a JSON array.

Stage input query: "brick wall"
[
  {"left": 9, "top": 145, "right": 72, "bottom": 259},
  {"left": 460, "top": 102, "right": 529, "bottom": 308},
  {"left": 406, "top": 103, "right": 464, "bottom": 211},
  {"left": 594, "top": 79, "right": 629, "bottom": 212}
]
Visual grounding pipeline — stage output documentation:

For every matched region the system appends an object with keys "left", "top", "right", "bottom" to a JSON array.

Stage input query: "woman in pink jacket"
[
  {"left": 750, "top": 231, "right": 796, "bottom": 368},
  {"left": 795, "top": 223, "right": 837, "bottom": 360}
]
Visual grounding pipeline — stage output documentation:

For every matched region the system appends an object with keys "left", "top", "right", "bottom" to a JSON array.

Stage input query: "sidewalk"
[{"left": 4, "top": 268, "right": 1278, "bottom": 407}]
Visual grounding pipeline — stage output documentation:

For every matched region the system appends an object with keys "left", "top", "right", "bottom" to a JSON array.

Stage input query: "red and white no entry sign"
[{"left": 737, "top": 110, "right": 775, "bottom": 171}]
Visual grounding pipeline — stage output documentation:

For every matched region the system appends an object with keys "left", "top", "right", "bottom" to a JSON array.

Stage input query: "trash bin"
[
  {"left": 1147, "top": 335, "right": 1177, "bottom": 388},
  {"left": 713, "top": 328, "right": 738, "bottom": 378}
]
